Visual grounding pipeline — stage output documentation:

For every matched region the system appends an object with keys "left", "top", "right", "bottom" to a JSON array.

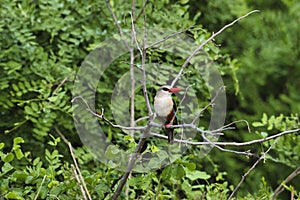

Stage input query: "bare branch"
[
  {"left": 112, "top": 120, "right": 153, "bottom": 199},
  {"left": 34, "top": 175, "right": 47, "bottom": 200},
  {"left": 55, "top": 127, "right": 92, "bottom": 200},
  {"left": 112, "top": 10, "right": 153, "bottom": 200},
  {"left": 145, "top": 27, "right": 192, "bottom": 49},
  {"left": 52, "top": 72, "right": 73, "bottom": 95},
  {"left": 141, "top": 21, "right": 153, "bottom": 115},
  {"left": 221, "top": 119, "right": 251, "bottom": 133},
  {"left": 135, "top": 116, "right": 149, "bottom": 123},
  {"left": 72, "top": 96, "right": 145, "bottom": 130},
  {"left": 271, "top": 166, "right": 300, "bottom": 200},
  {"left": 191, "top": 86, "right": 226, "bottom": 124},
  {"left": 149, "top": 128, "right": 300, "bottom": 148},
  {"left": 129, "top": 7, "right": 136, "bottom": 137},
  {"left": 134, "top": 0, "right": 149, "bottom": 23},
  {"left": 71, "top": 165, "right": 87, "bottom": 200},
  {"left": 105, "top": 0, "right": 130, "bottom": 49},
  {"left": 171, "top": 10, "right": 260, "bottom": 87},
  {"left": 228, "top": 138, "right": 279, "bottom": 199},
  {"left": 72, "top": 97, "right": 300, "bottom": 147},
  {"left": 149, "top": 132, "right": 255, "bottom": 157}
]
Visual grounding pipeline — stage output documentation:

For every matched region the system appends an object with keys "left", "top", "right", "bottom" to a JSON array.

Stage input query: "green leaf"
[
  {"left": 5, "top": 191, "right": 24, "bottom": 200},
  {"left": 13, "top": 137, "right": 24, "bottom": 145},
  {"left": 183, "top": 162, "right": 196, "bottom": 170},
  {"left": 24, "top": 105, "right": 34, "bottom": 115},
  {"left": 14, "top": 148, "right": 24, "bottom": 160},
  {"left": 173, "top": 164, "right": 185, "bottom": 180},
  {"left": 1, "top": 162, "right": 14, "bottom": 175},
  {"left": 186, "top": 170, "right": 211, "bottom": 181},
  {"left": 252, "top": 122, "right": 265, "bottom": 127},
  {"left": 3, "top": 153, "right": 14, "bottom": 162},
  {"left": 262, "top": 113, "right": 268, "bottom": 124},
  {"left": 48, "top": 96, "right": 58, "bottom": 102},
  {"left": 161, "top": 165, "right": 172, "bottom": 179},
  {"left": 105, "top": 145, "right": 121, "bottom": 159},
  {"left": 31, "top": 102, "right": 39, "bottom": 112}
]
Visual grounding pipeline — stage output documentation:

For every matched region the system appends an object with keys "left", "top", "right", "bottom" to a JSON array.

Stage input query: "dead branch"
[
  {"left": 55, "top": 127, "right": 92, "bottom": 200},
  {"left": 192, "top": 86, "right": 226, "bottom": 124},
  {"left": 228, "top": 138, "right": 279, "bottom": 199},
  {"left": 271, "top": 166, "right": 300, "bottom": 200},
  {"left": 171, "top": 10, "right": 260, "bottom": 87}
]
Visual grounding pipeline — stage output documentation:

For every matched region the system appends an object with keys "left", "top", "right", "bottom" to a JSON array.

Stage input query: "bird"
[{"left": 154, "top": 85, "right": 181, "bottom": 144}]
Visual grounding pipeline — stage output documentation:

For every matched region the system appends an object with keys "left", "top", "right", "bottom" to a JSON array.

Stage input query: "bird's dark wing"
[{"left": 164, "top": 98, "right": 177, "bottom": 144}]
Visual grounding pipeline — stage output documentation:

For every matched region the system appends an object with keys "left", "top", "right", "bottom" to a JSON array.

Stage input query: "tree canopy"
[{"left": 0, "top": 0, "right": 299, "bottom": 199}]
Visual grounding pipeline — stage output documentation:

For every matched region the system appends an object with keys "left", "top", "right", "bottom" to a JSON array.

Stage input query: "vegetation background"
[{"left": 0, "top": 0, "right": 299, "bottom": 199}]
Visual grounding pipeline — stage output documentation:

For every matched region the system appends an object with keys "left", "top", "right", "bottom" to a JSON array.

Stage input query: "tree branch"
[
  {"left": 228, "top": 138, "right": 279, "bottom": 199},
  {"left": 191, "top": 86, "right": 225, "bottom": 124},
  {"left": 55, "top": 127, "right": 92, "bottom": 200},
  {"left": 134, "top": 0, "right": 149, "bottom": 23},
  {"left": 112, "top": 9, "right": 154, "bottom": 199},
  {"left": 271, "top": 166, "right": 300, "bottom": 200},
  {"left": 171, "top": 10, "right": 260, "bottom": 87},
  {"left": 148, "top": 128, "right": 300, "bottom": 151}
]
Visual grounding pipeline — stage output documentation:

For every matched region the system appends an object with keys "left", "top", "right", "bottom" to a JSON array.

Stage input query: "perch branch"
[{"left": 164, "top": 128, "right": 299, "bottom": 147}]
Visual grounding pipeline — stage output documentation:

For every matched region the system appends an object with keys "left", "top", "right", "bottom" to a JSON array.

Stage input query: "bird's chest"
[{"left": 154, "top": 96, "right": 173, "bottom": 118}]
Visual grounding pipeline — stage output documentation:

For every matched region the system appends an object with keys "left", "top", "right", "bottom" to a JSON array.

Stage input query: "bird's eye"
[{"left": 162, "top": 87, "right": 169, "bottom": 91}]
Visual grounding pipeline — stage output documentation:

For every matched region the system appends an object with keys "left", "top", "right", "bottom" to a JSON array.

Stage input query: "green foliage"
[
  {"left": 1, "top": 0, "right": 299, "bottom": 199},
  {"left": 253, "top": 113, "right": 300, "bottom": 168}
]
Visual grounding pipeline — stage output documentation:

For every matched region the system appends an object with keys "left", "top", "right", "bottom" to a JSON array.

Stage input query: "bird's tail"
[{"left": 167, "top": 128, "right": 174, "bottom": 144}]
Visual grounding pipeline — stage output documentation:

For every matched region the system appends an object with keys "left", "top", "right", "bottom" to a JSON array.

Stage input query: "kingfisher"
[{"left": 154, "top": 85, "right": 181, "bottom": 144}]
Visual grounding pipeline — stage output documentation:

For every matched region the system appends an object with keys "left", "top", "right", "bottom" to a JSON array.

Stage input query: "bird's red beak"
[{"left": 169, "top": 88, "right": 182, "bottom": 93}]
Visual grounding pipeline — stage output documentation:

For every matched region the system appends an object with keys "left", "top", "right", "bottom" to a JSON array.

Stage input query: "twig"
[
  {"left": 191, "top": 86, "right": 225, "bottom": 124},
  {"left": 271, "top": 166, "right": 300, "bottom": 200},
  {"left": 34, "top": 175, "right": 47, "bottom": 200},
  {"left": 228, "top": 138, "right": 279, "bottom": 199},
  {"left": 149, "top": 121, "right": 225, "bottom": 135},
  {"left": 55, "top": 127, "right": 92, "bottom": 200},
  {"left": 71, "top": 164, "right": 87, "bottom": 200},
  {"left": 105, "top": 0, "right": 131, "bottom": 52},
  {"left": 201, "top": 132, "right": 255, "bottom": 157},
  {"left": 149, "top": 132, "right": 255, "bottom": 157},
  {"left": 52, "top": 73, "right": 73, "bottom": 95},
  {"left": 134, "top": 0, "right": 149, "bottom": 23},
  {"left": 72, "top": 96, "right": 146, "bottom": 130},
  {"left": 145, "top": 27, "right": 193, "bottom": 50},
  {"left": 171, "top": 10, "right": 260, "bottom": 87},
  {"left": 149, "top": 128, "right": 300, "bottom": 147},
  {"left": 135, "top": 116, "right": 149, "bottom": 123},
  {"left": 140, "top": 15, "right": 153, "bottom": 115},
  {"left": 129, "top": 6, "right": 136, "bottom": 137},
  {"left": 221, "top": 119, "right": 251, "bottom": 133},
  {"left": 112, "top": 9, "right": 153, "bottom": 199}
]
